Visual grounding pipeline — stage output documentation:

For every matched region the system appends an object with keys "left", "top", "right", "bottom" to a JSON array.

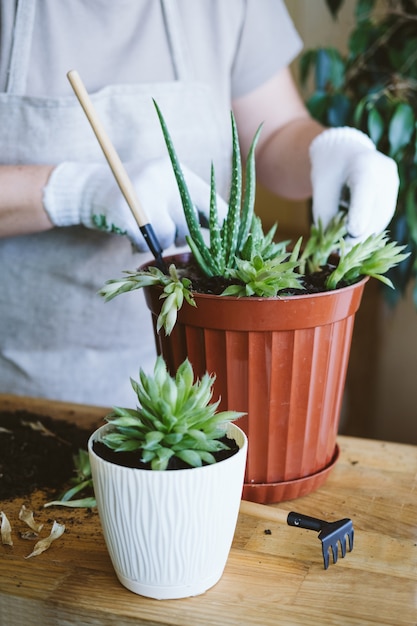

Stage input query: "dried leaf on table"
[
  {"left": 1, "top": 511, "right": 13, "bottom": 546},
  {"left": 19, "top": 505, "right": 44, "bottom": 533},
  {"left": 20, "top": 531, "right": 39, "bottom": 541},
  {"left": 25, "top": 521, "right": 65, "bottom": 558}
]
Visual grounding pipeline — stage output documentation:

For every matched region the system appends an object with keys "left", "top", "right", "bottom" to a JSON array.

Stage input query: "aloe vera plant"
[
  {"left": 99, "top": 101, "right": 409, "bottom": 334},
  {"left": 153, "top": 100, "right": 264, "bottom": 277},
  {"left": 100, "top": 356, "right": 244, "bottom": 471}
]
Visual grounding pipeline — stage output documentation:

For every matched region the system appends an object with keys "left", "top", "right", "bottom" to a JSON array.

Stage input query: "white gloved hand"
[
  {"left": 309, "top": 127, "right": 399, "bottom": 243},
  {"left": 43, "top": 157, "right": 228, "bottom": 251}
]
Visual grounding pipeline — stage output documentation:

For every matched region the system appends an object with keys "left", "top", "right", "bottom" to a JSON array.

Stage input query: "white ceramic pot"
[{"left": 88, "top": 422, "right": 247, "bottom": 599}]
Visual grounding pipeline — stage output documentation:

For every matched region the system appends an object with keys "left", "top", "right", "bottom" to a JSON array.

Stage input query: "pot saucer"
[{"left": 242, "top": 445, "right": 340, "bottom": 504}]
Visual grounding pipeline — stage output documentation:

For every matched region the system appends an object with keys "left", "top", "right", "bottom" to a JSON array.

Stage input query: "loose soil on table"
[{"left": 0, "top": 410, "right": 91, "bottom": 501}]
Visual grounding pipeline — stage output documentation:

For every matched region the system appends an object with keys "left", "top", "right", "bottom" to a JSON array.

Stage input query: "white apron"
[{"left": 0, "top": 0, "right": 231, "bottom": 406}]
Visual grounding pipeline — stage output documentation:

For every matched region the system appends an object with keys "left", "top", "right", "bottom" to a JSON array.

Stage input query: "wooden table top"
[{"left": 0, "top": 394, "right": 416, "bottom": 626}]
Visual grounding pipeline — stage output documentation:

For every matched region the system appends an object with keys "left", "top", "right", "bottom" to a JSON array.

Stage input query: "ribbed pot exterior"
[
  {"left": 143, "top": 253, "right": 367, "bottom": 503},
  {"left": 89, "top": 422, "right": 247, "bottom": 599}
]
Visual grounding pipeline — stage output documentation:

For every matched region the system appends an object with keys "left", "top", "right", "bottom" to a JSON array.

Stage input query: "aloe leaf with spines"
[
  {"left": 223, "top": 111, "right": 243, "bottom": 268},
  {"left": 153, "top": 99, "right": 219, "bottom": 276},
  {"left": 208, "top": 163, "right": 225, "bottom": 274},
  {"left": 237, "top": 124, "right": 263, "bottom": 253},
  {"left": 100, "top": 356, "right": 245, "bottom": 471},
  {"left": 221, "top": 115, "right": 262, "bottom": 268}
]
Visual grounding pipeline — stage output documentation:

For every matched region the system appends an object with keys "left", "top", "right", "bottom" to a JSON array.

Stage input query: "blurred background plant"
[{"left": 300, "top": 0, "right": 417, "bottom": 306}]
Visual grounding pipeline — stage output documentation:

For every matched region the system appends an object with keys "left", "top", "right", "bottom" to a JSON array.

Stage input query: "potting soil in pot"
[
  {"left": 92, "top": 435, "right": 239, "bottom": 470},
  {"left": 158, "top": 256, "right": 346, "bottom": 296}
]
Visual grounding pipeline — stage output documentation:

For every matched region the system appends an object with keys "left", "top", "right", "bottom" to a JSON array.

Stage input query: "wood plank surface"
[{"left": 1, "top": 394, "right": 416, "bottom": 625}]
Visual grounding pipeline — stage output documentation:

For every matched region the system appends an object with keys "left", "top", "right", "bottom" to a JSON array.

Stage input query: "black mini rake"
[{"left": 240, "top": 500, "right": 354, "bottom": 570}]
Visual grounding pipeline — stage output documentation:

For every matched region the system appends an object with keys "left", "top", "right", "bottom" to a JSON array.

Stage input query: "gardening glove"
[
  {"left": 309, "top": 127, "right": 399, "bottom": 244},
  {"left": 43, "top": 157, "right": 228, "bottom": 251}
]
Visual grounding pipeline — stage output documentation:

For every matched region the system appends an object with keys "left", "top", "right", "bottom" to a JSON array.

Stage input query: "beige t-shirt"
[{"left": 1, "top": 0, "right": 302, "bottom": 101}]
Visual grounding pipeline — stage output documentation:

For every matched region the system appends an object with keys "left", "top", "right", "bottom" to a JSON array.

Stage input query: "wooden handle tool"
[{"left": 67, "top": 69, "right": 165, "bottom": 270}]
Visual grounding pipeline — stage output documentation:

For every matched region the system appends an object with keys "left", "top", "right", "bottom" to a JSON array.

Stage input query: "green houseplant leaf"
[
  {"left": 388, "top": 103, "right": 415, "bottom": 157},
  {"left": 367, "top": 107, "right": 384, "bottom": 146},
  {"left": 301, "top": 0, "right": 417, "bottom": 304}
]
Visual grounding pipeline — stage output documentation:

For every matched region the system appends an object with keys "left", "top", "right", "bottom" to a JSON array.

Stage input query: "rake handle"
[
  {"left": 239, "top": 500, "right": 291, "bottom": 525},
  {"left": 240, "top": 500, "right": 323, "bottom": 532}
]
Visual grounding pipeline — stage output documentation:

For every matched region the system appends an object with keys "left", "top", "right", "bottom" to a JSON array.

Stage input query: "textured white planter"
[{"left": 88, "top": 422, "right": 247, "bottom": 599}]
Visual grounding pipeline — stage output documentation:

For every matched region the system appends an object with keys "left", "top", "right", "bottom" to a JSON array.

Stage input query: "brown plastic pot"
[{"left": 143, "top": 253, "right": 368, "bottom": 503}]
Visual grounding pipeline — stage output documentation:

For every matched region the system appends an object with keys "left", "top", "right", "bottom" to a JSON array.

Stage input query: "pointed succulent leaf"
[
  {"left": 143, "top": 431, "right": 165, "bottom": 450},
  {"left": 141, "top": 449, "right": 155, "bottom": 464},
  {"left": 105, "top": 414, "right": 143, "bottom": 428},
  {"left": 163, "top": 432, "right": 184, "bottom": 445},
  {"left": 186, "top": 235, "right": 218, "bottom": 277},
  {"left": 153, "top": 99, "right": 216, "bottom": 274},
  {"left": 208, "top": 163, "right": 225, "bottom": 271},
  {"left": 196, "top": 451, "right": 217, "bottom": 465},
  {"left": 176, "top": 449, "right": 204, "bottom": 468},
  {"left": 225, "top": 112, "right": 242, "bottom": 267},
  {"left": 186, "top": 428, "right": 212, "bottom": 445},
  {"left": 238, "top": 123, "right": 263, "bottom": 251},
  {"left": 101, "top": 433, "right": 142, "bottom": 452},
  {"left": 150, "top": 447, "right": 175, "bottom": 471},
  {"left": 176, "top": 357, "right": 194, "bottom": 388}
]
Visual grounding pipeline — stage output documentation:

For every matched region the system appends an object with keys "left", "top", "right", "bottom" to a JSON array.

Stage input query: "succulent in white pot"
[{"left": 88, "top": 356, "right": 247, "bottom": 599}]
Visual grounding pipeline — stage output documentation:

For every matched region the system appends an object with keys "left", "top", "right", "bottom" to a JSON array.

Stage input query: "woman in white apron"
[{"left": 0, "top": 1, "right": 399, "bottom": 406}]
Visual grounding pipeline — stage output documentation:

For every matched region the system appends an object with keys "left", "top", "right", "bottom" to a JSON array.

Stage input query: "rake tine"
[
  {"left": 348, "top": 527, "right": 354, "bottom": 551},
  {"left": 332, "top": 541, "right": 339, "bottom": 565},
  {"left": 318, "top": 518, "right": 354, "bottom": 569},
  {"left": 321, "top": 537, "right": 338, "bottom": 570},
  {"left": 341, "top": 525, "right": 354, "bottom": 558},
  {"left": 340, "top": 534, "right": 347, "bottom": 558},
  {"left": 323, "top": 545, "right": 331, "bottom": 570}
]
